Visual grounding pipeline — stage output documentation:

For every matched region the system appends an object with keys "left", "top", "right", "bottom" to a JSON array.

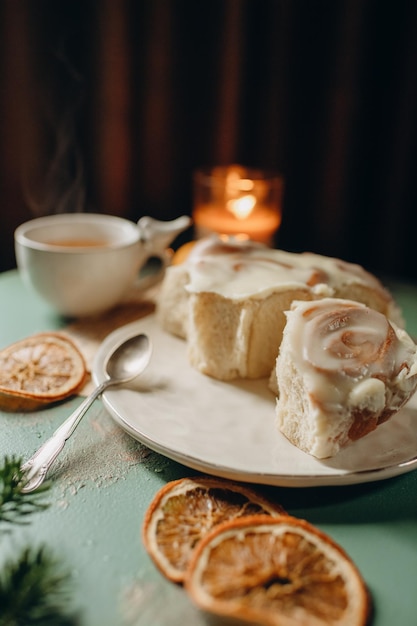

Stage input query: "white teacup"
[{"left": 14, "top": 213, "right": 191, "bottom": 317}]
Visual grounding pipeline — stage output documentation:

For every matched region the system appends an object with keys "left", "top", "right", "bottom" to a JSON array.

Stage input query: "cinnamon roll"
[
  {"left": 275, "top": 298, "right": 417, "bottom": 458},
  {"left": 157, "top": 235, "right": 403, "bottom": 381}
]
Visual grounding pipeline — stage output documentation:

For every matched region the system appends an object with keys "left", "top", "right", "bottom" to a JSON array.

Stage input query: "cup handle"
[
  {"left": 135, "top": 215, "right": 192, "bottom": 291},
  {"left": 137, "top": 215, "right": 192, "bottom": 253}
]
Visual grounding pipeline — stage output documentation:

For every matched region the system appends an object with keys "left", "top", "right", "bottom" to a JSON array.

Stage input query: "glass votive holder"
[{"left": 192, "top": 164, "right": 284, "bottom": 246}]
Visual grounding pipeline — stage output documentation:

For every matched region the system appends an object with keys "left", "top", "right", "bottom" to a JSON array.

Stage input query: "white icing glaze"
[
  {"left": 184, "top": 236, "right": 391, "bottom": 303},
  {"left": 286, "top": 298, "right": 417, "bottom": 414}
]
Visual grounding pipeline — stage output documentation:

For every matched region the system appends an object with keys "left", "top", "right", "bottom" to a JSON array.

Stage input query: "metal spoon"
[{"left": 20, "top": 333, "right": 152, "bottom": 493}]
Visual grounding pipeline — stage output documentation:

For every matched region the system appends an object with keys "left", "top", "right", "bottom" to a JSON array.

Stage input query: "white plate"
[{"left": 92, "top": 316, "right": 417, "bottom": 487}]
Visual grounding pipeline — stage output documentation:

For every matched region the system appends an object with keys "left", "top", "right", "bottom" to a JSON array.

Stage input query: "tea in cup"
[{"left": 14, "top": 213, "right": 191, "bottom": 317}]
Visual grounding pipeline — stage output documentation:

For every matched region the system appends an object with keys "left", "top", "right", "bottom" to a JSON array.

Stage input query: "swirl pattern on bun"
[{"left": 275, "top": 298, "right": 417, "bottom": 458}]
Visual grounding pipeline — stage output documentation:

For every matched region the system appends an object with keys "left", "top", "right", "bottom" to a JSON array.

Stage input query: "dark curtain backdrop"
[{"left": 1, "top": 0, "right": 416, "bottom": 282}]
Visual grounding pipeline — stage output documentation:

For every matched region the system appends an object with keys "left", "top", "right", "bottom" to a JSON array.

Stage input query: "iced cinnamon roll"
[
  {"left": 157, "top": 235, "right": 403, "bottom": 381},
  {"left": 275, "top": 298, "right": 417, "bottom": 458}
]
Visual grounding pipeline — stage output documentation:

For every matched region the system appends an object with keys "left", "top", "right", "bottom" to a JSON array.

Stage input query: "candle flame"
[
  {"left": 224, "top": 170, "right": 257, "bottom": 220},
  {"left": 226, "top": 194, "right": 257, "bottom": 220}
]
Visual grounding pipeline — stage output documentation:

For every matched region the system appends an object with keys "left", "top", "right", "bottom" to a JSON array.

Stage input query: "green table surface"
[{"left": 1, "top": 269, "right": 417, "bottom": 626}]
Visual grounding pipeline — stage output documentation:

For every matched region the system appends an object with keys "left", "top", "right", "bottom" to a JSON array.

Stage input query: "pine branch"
[
  {"left": 0, "top": 546, "right": 78, "bottom": 626},
  {"left": 0, "top": 456, "right": 49, "bottom": 527},
  {"left": 0, "top": 456, "right": 78, "bottom": 625}
]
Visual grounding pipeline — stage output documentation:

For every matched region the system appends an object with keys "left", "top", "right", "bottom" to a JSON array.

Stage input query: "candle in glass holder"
[{"left": 192, "top": 165, "right": 284, "bottom": 245}]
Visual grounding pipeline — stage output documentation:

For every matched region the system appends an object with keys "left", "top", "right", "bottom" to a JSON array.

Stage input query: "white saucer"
[{"left": 92, "top": 316, "right": 417, "bottom": 487}]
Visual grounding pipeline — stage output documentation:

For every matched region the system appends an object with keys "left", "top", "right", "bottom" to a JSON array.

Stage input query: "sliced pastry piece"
[
  {"left": 158, "top": 236, "right": 403, "bottom": 381},
  {"left": 275, "top": 298, "right": 417, "bottom": 458}
]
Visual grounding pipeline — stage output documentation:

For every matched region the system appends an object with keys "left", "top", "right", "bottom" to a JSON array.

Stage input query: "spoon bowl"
[
  {"left": 104, "top": 333, "right": 151, "bottom": 383},
  {"left": 20, "top": 332, "right": 152, "bottom": 492}
]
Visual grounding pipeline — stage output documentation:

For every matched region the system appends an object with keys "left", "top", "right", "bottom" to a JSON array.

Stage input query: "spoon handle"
[{"left": 20, "top": 380, "right": 109, "bottom": 493}]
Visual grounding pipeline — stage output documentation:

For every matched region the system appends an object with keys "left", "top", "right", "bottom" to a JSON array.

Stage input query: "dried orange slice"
[
  {"left": 185, "top": 514, "right": 371, "bottom": 626},
  {"left": 0, "top": 332, "right": 88, "bottom": 411},
  {"left": 142, "top": 476, "right": 285, "bottom": 583}
]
